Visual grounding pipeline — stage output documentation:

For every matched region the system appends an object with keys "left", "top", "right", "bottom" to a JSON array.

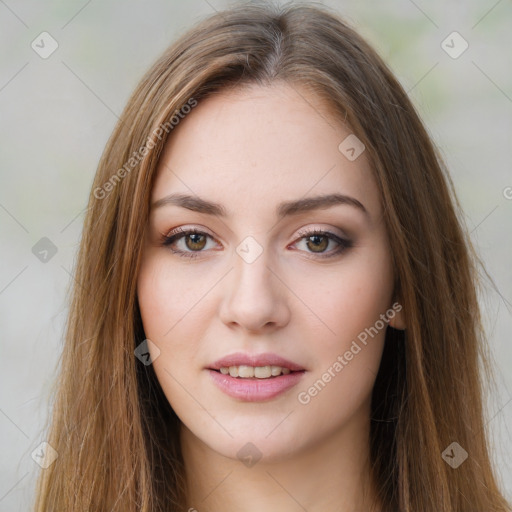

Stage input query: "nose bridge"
[
  {"left": 229, "top": 232, "right": 271, "bottom": 283},
  {"left": 235, "top": 247, "right": 272, "bottom": 291},
  {"left": 219, "top": 235, "right": 289, "bottom": 331},
  {"left": 232, "top": 238, "right": 277, "bottom": 303}
]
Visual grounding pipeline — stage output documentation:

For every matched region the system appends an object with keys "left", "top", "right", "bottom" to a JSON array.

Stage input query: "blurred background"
[{"left": 0, "top": 0, "right": 511, "bottom": 509}]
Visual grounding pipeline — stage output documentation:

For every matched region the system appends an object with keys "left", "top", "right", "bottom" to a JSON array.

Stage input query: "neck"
[{"left": 180, "top": 408, "right": 381, "bottom": 512}]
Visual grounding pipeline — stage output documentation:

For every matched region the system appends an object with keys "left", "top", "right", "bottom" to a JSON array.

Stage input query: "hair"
[{"left": 33, "top": 2, "right": 510, "bottom": 511}]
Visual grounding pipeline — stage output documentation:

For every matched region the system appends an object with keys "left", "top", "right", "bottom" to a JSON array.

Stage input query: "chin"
[{"left": 185, "top": 417, "right": 306, "bottom": 464}]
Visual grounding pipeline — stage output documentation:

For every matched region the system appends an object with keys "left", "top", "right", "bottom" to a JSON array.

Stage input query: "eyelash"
[{"left": 161, "top": 227, "right": 352, "bottom": 260}]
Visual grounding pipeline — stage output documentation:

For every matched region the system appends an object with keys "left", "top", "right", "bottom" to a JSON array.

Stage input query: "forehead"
[{"left": 151, "top": 82, "right": 381, "bottom": 221}]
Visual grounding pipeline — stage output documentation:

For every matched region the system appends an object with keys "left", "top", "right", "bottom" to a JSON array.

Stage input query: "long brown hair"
[{"left": 33, "top": 2, "right": 511, "bottom": 511}]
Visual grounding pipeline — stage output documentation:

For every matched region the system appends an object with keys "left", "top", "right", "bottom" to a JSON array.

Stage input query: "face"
[{"left": 137, "top": 82, "right": 402, "bottom": 463}]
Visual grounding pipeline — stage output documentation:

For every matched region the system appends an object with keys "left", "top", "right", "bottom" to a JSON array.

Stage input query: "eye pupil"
[
  {"left": 186, "top": 233, "right": 207, "bottom": 251},
  {"left": 307, "top": 235, "right": 328, "bottom": 252}
]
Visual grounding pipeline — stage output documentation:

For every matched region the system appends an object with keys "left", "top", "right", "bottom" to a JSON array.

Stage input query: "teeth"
[
  {"left": 238, "top": 365, "right": 254, "bottom": 378},
  {"left": 254, "top": 366, "right": 271, "bottom": 378},
  {"left": 219, "top": 365, "right": 292, "bottom": 378},
  {"left": 271, "top": 366, "right": 282, "bottom": 376}
]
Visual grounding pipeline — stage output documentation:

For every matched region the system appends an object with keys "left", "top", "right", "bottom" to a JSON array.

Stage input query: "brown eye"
[
  {"left": 305, "top": 234, "right": 329, "bottom": 253},
  {"left": 294, "top": 229, "right": 353, "bottom": 259},
  {"left": 162, "top": 228, "right": 217, "bottom": 259},
  {"left": 185, "top": 233, "right": 207, "bottom": 251}
]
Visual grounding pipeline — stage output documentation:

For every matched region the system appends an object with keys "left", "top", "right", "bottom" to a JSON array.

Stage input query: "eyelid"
[
  {"left": 294, "top": 224, "right": 347, "bottom": 240},
  {"left": 165, "top": 225, "right": 216, "bottom": 239}
]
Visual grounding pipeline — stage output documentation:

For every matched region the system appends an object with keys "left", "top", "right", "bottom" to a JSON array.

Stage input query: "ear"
[{"left": 388, "top": 300, "right": 406, "bottom": 330}]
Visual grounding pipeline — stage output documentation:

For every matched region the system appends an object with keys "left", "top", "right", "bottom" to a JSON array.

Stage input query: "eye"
[
  {"left": 161, "top": 226, "right": 352, "bottom": 260},
  {"left": 293, "top": 228, "right": 352, "bottom": 259},
  {"left": 161, "top": 227, "right": 218, "bottom": 259}
]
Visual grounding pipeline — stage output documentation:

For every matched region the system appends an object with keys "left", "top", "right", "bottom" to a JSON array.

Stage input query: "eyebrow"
[{"left": 151, "top": 192, "right": 368, "bottom": 219}]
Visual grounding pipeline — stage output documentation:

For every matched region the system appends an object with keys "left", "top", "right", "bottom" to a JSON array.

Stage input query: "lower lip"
[{"left": 207, "top": 369, "right": 305, "bottom": 402}]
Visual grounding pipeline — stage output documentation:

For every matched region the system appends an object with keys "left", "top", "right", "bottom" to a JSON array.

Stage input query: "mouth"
[
  {"left": 213, "top": 365, "right": 298, "bottom": 379},
  {"left": 206, "top": 353, "right": 306, "bottom": 401},
  {"left": 208, "top": 352, "right": 305, "bottom": 373}
]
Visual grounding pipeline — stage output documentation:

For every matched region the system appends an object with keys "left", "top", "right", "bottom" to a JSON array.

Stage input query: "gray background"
[{"left": 0, "top": 0, "right": 511, "bottom": 510}]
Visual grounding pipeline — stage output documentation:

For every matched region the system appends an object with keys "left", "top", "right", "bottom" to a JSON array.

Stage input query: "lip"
[
  {"left": 206, "top": 352, "right": 306, "bottom": 402},
  {"left": 207, "top": 369, "right": 305, "bottom": 402},
  {"left": 208, "top": 352, "right": 305, "bottom": 372}
]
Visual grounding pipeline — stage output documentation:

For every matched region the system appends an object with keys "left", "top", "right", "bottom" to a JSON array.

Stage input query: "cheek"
[
  {"left": 291, "top": 245, "right": 394, "bottom": 350},
  {"left": 137, "top": 255, "right": 209, "bottom": 415},
  {"left": 292, "top": 242, "right": 394, "bottom": 409},
  {"left": 137, "top": 254, "right": 217, "bottom": 340},
  {"left": 137, "top": 261, "right": 176, "bottom": 338},
  {"left": 136, "top": 255, "right": 201, "bottom": 380}
]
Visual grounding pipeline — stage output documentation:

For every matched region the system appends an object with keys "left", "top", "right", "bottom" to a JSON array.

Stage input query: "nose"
[{"left": 218, "top": 248, "right": 291, "bottom": 333}]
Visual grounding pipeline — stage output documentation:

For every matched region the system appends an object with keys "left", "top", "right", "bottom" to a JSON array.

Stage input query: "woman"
[{"left": 33, "top": 2, "right": 511, "bottom": 511}]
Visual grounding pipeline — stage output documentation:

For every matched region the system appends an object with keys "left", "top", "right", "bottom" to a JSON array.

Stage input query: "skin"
[{"left": 137, "top": 82, "right": 405, "bottom": 512}]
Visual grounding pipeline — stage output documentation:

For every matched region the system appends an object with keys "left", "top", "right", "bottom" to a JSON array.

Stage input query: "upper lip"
[{"left": 208, "top": 352, "right": 305, "bottom": 372}]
